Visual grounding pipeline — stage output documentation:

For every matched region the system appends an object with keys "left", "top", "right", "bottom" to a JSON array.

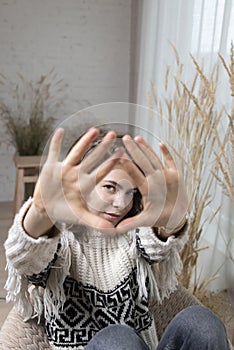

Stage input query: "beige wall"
[{"left": 0, "top": 0, "right": 133, "bottom": 201}]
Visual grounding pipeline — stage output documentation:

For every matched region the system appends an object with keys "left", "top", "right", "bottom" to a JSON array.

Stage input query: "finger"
[
  {"left": 64, "top": 128, "right": 100, "bottom": 166},
  {"left": 80, "top": 131, "right": 117, "bottom": 173},
  {"left": 78, "top": 210, "right": 117, "bottom": 236},
  {"left": 93, "top": 148, "right": 124, "bottom": 183},
  {"left": 134, "top": 136, "right": 164, "bottom": 170},
  {"left": 122, "top": 135, "right": 154, "bottom": 175},
  {"left": 115, "top": 212, "right": 146, "bottom": 234},
  {"left": 159, "top": 142, "right": 177, "bottom": 169},
  {"left": 116, "top": 209, "right": 160, "bottom": 234},
  {"left": 47, "top": 128, "right": 64, "bottom": 163},
  {"left": 120, "top": 157, "right": 145, "bottom": 188}
]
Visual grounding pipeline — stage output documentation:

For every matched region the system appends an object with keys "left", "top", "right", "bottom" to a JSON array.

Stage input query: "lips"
[{"left": 103, "top": 212, "right": 122, "bottom": 222}]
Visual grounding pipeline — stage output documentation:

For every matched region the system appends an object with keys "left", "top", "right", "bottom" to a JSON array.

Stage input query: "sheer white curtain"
[
  {"left": 130, "top": 0, "right": 234, "bottom": 292},
  {"left": 132, "top": 0, "right": 233, "bottom": 106}
]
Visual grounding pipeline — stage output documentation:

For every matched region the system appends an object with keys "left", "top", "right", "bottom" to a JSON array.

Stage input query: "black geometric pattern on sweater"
[
  {"left": 46, "top": 268, "right": 152, "bottom": 348},
  {"left": 136, "top": 233, "right": 155, "bottom": 265}
]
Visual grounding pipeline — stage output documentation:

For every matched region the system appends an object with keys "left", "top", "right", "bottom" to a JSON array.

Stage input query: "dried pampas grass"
[{"left": 148, "top": 43, "right": 233, "bottom": 293}]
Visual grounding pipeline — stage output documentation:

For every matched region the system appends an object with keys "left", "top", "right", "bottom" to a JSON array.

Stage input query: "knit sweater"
[{"left": 4, "top": 198, "right": 188, "bottom": 350}]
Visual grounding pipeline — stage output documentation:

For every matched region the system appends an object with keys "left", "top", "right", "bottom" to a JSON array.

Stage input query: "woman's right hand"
[{"left": 23, "top": 128, "right": 122, "bottom": 237}]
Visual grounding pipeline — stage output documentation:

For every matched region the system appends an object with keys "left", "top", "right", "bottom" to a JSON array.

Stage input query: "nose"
[{"left": 112, "top": 192, "right": 130, "bottom": 210}]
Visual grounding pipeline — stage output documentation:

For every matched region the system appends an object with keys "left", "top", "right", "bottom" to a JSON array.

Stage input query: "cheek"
[
  {"left": 96, "top": 188, "right": 113, "bottom": 204},
  {"left": 86, "top": 188, "right": 110, "bottom": 212}
]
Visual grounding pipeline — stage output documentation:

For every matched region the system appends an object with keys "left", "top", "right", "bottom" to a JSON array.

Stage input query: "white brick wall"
[{"left": 0, "top": 0, "right": 132, "bottom": 201}]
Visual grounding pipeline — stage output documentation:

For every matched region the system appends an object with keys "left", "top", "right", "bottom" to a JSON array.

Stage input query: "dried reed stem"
[{"left": 149, "top": 44, "right": 233, "bottom": 292}]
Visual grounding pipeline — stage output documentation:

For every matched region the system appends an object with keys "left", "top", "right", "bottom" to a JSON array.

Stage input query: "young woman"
[{"left": 4, "top": 128, "right": 230, "bottom": 349}]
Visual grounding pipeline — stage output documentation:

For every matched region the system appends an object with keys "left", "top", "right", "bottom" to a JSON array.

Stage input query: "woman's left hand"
[{"left": 116, "top": 135, "right": 188, "bottom": 237}]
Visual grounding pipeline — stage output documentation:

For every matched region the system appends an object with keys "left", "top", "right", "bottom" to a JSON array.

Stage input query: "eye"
[{"left": 103, "top": 184, "right": 116, "bottom": 193}]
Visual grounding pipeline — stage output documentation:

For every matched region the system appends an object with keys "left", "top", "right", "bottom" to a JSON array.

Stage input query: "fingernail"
[{"left": 123, "top": 134, "right": 132, "bottom": 140}]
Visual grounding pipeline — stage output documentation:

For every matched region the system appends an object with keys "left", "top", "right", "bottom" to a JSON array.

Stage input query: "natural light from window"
[{"left": 191, "top": 0, "right": 234, "bottom": 54}]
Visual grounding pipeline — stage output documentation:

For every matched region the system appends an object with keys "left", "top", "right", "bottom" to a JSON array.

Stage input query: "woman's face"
[{"left": 86, "top": 164, "right": 137, "bottom": 225}]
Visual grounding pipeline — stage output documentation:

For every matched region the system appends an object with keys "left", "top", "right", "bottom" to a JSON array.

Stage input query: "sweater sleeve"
[
  {"left": 135, "top": 226, "right": 187, "bottom": 265},
  {"left": 129, "top": 226, "right": 188, "bottom": 301},
  {"left": 4, "top": 198, "right": 61, "bottom": 276},
  {"left": 4, "top": 198, "right": 63, "bottom": 320}
]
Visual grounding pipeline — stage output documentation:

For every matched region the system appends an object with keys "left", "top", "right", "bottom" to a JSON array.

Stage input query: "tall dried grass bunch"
[
  {"left": 148, "top": 43, "right": 233, "bottom": 293},
  {"left": 0, "top": 68, "right": 64, "bottom": 155}
]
